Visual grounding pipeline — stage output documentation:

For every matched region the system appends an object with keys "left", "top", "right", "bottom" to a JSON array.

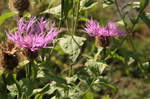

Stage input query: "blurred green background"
[{"left": 0, "top": 0, "right": 150, "bottom": 99}]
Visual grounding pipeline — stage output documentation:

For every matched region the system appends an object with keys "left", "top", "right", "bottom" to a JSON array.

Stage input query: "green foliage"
[
  {"left": 122, "top": 2, "right": 140, "bottom": 11},
  {"left": 0, "top": 12, "right": 16, "bottom": 25},
  {"left": 0, "top": 0, "right": 150, "bottom": 99},
  {"left": 85, "top": 59, "right": 107, "bottom": 76},
  {"left": 83, "top": 92, "right": 94, "bottom": 99},
  {"left": 140, "top": 12, "right": 150, "bottom": 28},
  {"left": 59, "top": 35, "right": 86, "bottom": 62},
  {"left": 140, "top": 0, "right": 149, "bottom": 12},
  {"left": 61, "top": 0, "right": 73, "bottom": 19},
  {"left": 80, "top": 0, "right": 98, "bottom": 11},
  {"left": 41, "top": 5, "right": 61, "bottom": 16}
]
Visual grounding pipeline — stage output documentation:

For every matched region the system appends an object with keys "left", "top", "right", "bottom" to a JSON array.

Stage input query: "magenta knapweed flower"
[
  {"left": 83, "top": 19, "right": 125, "bottom": 37},
  {"left": 7, "top": 17, "right": 61, "bottom": 51}
]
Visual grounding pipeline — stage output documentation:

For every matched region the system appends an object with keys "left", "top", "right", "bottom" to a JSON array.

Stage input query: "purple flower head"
[
  {"left": 7, "top": 17, "right": 62, "bottom": 51},
  {"left": 83, "top": 19, "right": 125, "bottom": 37}
]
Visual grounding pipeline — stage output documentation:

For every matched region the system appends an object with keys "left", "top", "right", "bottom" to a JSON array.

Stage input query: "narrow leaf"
[{"left": 0, "top": 12, "right": 16, "bottom": 25}]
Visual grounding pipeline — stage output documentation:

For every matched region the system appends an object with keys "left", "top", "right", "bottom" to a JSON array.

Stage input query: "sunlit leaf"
[
  {"left": 33, "top": 84, "right": 50, "bottom": 95},
  {"left": 65, "top": 75, "right": 78, "bottom": 84},
  {"left": 23, "top": 12, "right": 31, "bottom": 18},
  {"left": 85, "top": 59, "right": 107, "bottom": 75},
  {"left": 18, "top": 60, "right": 30, "bottom": 67},
  {"left": 83, "top": 92, "right": 94, "bottom": 99},
  {"left": 103, "top": 0, "right": 114, "bottom": 5},
  {"left": 37, "top": 68, "right": 45, "bottom": 78},
  {"left": 34, "top": 94, "right": 44, "bottom": 99},
  {"left": 116, "top": 20, "right": 125, "bottom": 26},
  {"left": 59, "top": 35, "right": 86, "bottom": 62},
  {"left": 80, "top": 0, "right": 98, "bottom": 11},
  {"left": 128, "top": 57, "right": 135, "bottom": 65},
  {"left": 122, "top": 2, "right": 140, "bottom": 10},
  {"left": 7, "top": 84, "right": 18, "bottom": 96},
  {"left": 41, "top": 5, "right": 61, "bottom": 16},
  {"left": 0, "top": 12, "right": 16, "bottom": 25},
  {"left": 46, "top": 81, "right": 64, "bottom": 95}
]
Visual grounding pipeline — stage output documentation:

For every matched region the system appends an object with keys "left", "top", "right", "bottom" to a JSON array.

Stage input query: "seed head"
[
  {"left": 0, "top": 41, "right": 19, "bottom": 72},
  {"left": 0, "top": 41, "right": 27, "bottom": 72}
]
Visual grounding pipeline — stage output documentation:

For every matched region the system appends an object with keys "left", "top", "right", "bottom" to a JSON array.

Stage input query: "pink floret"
[
  {"left": 83, "top": 19, "right": 125, "bottom": 37},
  {"left": 7, "top": 17, "right": 62, "bottom": 51}
]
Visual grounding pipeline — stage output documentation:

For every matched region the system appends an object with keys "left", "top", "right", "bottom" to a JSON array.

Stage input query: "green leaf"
[
  {"left": 23, "top": 12, "right": 31, "bottom": 18},
  {"left": 7, "top": 84, "right": 18, "bottom": 97},
  {"left": 140, "top": 12, "right": 150, "bottom": 28},
  {"left": 122, "top": 2, "right": 140, "bottom": 10},
  {"left": 103, "top": 0, "right": 114, "bottom": 5},
  {"left": 128, "top": 57, "right": 135, "bottom": 65},
  {"left": 33, "top": 84, "right": 50, "bottom": 95},
  {"left": 140, "top": 0, "right": 149, "bottom": 11},
  {"left": 106, "top": 50, "right": 125, "bottom": 63},
  {"left": 142, "top": 62, "right": 149, "bottom": 67},
  {"left": 46, "top": 81, "right": 64, "bottom": 95},
  {"left": 85, "top": 59, "right": 107, "bottom": 75},
  {"left": 62, "top": 0, "right": 73, "bottom": 19},
  {"left": 83, "top": 92, "right": 94, "bottom": 99},
  {"left": 116, "top": 20, "right": 125, "bottom": 26},
  {"left": 0, "top": 12, "right": 16, "bottom": 25},
  {"left": 102, "top": 95, "right": 111, "bottom": 99},
  {"left": 41, "top": 5, "right": 61, "bottom": 16},
  {"left": 94, "top": 47, "right": 103, "bottom": 61},
  {"left": 100, "top": 82, "right": 117, "bottom": 93},
  {"left": 80, "top": 0, "right": 98, "bottom": 11},
  {"left": 46, "top": 73, "right": 67, "bottom": 84},
  {"left": 65, "top": 75, "right": 78, "bottom": 84},
  {"left": 102, "top": 0, "right": 114, "bottom": 8},
  {"left": 34, "top": 94, "right": 44, "bottom": 99},
  {"left": 18, "top": 79, "right": 34, "bottom": 98},
  {"left": 18, "top": 60, "right": 30, "bottom": 67},
  {"left": 59, "top": 35, "right": 86, "bottom": 62}
]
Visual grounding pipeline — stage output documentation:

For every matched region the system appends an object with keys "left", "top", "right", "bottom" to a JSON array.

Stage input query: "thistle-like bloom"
[
  {"left": 83, "top": 19, "right": 125, "bottom": 37},
  {"left": 7, "top": 17, "right": 61, "bottom": 51}
]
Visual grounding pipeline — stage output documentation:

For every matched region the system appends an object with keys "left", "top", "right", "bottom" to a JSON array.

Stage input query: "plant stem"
[
  {"left": 13, "top": 74, "right": 22, "bottom": 99},
  {"left": 114, "top": 0, "right": 136, "bottom": 51},
  {"left": 26, "top": 61, "right": 32, "bottom": 80},
  {"left": 114, "top": 0, "right": 148, "bottom": 78},
  {"left": 103, "top": 46, "right": 106, "bottom": 59},
  {"left": 31, "top": 60, "right": 37, "bottom": 80},
  {"left": 69, "top": 0, "right": 81, "bottom": 77},
  {"left": 82, "top": 78, "right": 96, "bottom": 97}
]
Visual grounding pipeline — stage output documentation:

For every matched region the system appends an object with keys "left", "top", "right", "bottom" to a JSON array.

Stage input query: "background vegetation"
[{"left": 0, "top": 0, "right": 150, "bottom": 99}]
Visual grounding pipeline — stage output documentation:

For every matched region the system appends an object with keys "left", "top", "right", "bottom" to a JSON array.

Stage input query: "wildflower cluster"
[
  {"left": 7, "top": 17, "right": 61, "bottom": 51},
  {"left": 83, "top": 19, "right": 125, "bottom": 47},
  {"left": 83, "top": 19, "right": 125, "bottom": 37}
]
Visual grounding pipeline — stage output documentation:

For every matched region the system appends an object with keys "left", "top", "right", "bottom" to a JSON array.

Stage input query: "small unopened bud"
[{"left": 9, "top": 0, "right": 30, "bottom": 17}]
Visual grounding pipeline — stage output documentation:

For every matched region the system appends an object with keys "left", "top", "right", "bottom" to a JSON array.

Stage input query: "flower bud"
[
  {"left": 0, "top": 41, "right": 19, "bottom": 72},
  {"left": 9, "top": 0, "right": 30, "bottom": 17},
  {"left": 0, "top": 41, "right": 27, "bottom": 72}
]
